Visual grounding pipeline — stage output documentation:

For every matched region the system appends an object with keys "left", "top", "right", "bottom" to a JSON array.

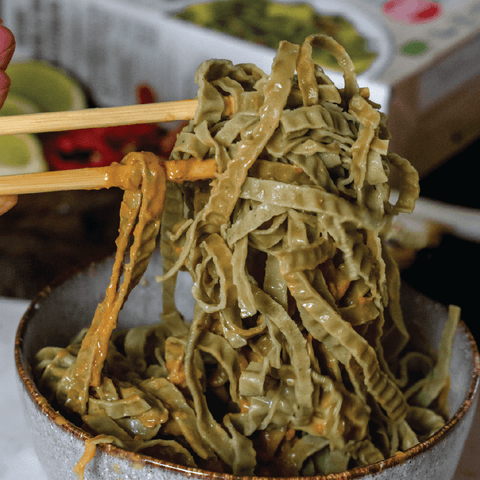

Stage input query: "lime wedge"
[
  {"left": 6, "top": 60, "right": 87, "bottom": 112},
  {"left": 1, "top": 92, "right": 41, "bottom": 116},
  {"left": 0, "top": 134, "right": 48, "bottom": 175},
  {"left": 0, "top": 94, "right": 46, "bottom": 175}
]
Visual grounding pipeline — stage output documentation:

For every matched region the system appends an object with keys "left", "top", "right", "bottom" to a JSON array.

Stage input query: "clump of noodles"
[{"left": 34, "top": 35, "right": 459, "bottom": 477}]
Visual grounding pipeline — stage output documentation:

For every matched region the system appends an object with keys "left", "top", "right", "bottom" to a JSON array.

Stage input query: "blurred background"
[{"left": 0, "top": 0, "right": 479, "bottom": 340}]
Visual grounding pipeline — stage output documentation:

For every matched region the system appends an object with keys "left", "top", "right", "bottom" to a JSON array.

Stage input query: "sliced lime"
[
  {"left": 0, "top": 94, "right": 46, "bottom": 175},
  {"left": 6, "top": 60, "right": 87, "bottom": 112},
  {"left": 1, "top": 92, "right": 41, "bottom": 116},
  {"left": 0, "top": 134, "right": 48, "bottom": 174}
]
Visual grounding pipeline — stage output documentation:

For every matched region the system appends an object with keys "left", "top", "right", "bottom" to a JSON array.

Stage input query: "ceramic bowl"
[{"left": 15, "top": 252, "right": 480, "bottom": 480}]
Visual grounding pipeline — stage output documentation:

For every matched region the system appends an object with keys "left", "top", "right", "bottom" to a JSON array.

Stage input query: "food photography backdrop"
[{"left": 0, "top": 0, "right": 479, "bottom": 478}]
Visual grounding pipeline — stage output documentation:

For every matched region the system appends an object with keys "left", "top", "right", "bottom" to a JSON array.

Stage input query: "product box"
[{"left": 1, "top": 0, "right": 479, "bottom": 177}]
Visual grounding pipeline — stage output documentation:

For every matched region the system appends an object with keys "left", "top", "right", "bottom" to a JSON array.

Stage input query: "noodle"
[{"left": 34, "top": 35, "right": 459, "bottom": 477}]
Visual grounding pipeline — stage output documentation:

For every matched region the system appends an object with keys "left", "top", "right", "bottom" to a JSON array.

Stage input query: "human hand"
[
  {"left": 0, "top": 19, "right": 17, "bottom": 214},
  {"left": 0, "top": 18, "right": 15, "bottom": 108}
]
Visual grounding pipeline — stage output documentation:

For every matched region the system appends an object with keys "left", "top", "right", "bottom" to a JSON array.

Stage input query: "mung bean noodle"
[{"left": 34, "top": 35, "right": 459, "bottom": 479}]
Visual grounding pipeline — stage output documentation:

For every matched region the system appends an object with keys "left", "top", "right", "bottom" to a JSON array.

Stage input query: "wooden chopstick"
[
  {"left": 0, "top": 159, "right": 218, "bottom": 195},
  {"left": 0, "top": 97, "right": 235, "bottom": 136},
  {"left": 0, "top": 101, "right": 197, "bottom": 135},
  {"left": 0, "top": 95, "right": 229, "bottom": 196}
]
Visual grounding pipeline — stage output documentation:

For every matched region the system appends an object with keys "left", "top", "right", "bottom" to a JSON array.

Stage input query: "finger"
[
  {"left": 0, "top": 20, "right": 16, "bottom": 70},
  {"left": 0, "top": 69, "right": 10, "bottom": 109}
]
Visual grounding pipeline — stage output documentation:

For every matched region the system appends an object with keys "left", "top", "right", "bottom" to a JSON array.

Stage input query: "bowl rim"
[{"left": 14, "top": 259, "right": 480, "bottom": 480}]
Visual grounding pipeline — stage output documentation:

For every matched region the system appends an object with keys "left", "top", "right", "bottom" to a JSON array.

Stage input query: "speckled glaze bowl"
[{"left": 15, "top": 252, "right": 480, "bottom": 480}]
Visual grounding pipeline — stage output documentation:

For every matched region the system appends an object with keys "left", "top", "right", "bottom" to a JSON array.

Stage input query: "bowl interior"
[{"left": 15, "top": 252, "right": 480, "bottom": 479}]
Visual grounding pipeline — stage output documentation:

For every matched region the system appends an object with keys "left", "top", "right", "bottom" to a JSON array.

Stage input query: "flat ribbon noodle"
[
  {"left": 202, "top": 41, "right": 300, "bottom": 227},
  {"left": 57, "top": 152, "right": 166, "bottom": 415},
  {"left": 284, "top": 270, "right": 408, "bottom": 423}
]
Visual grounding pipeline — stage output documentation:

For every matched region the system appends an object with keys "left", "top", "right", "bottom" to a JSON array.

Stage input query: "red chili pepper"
[{"left": 137, "top": 84, "right": 156, "bottom": 105}]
